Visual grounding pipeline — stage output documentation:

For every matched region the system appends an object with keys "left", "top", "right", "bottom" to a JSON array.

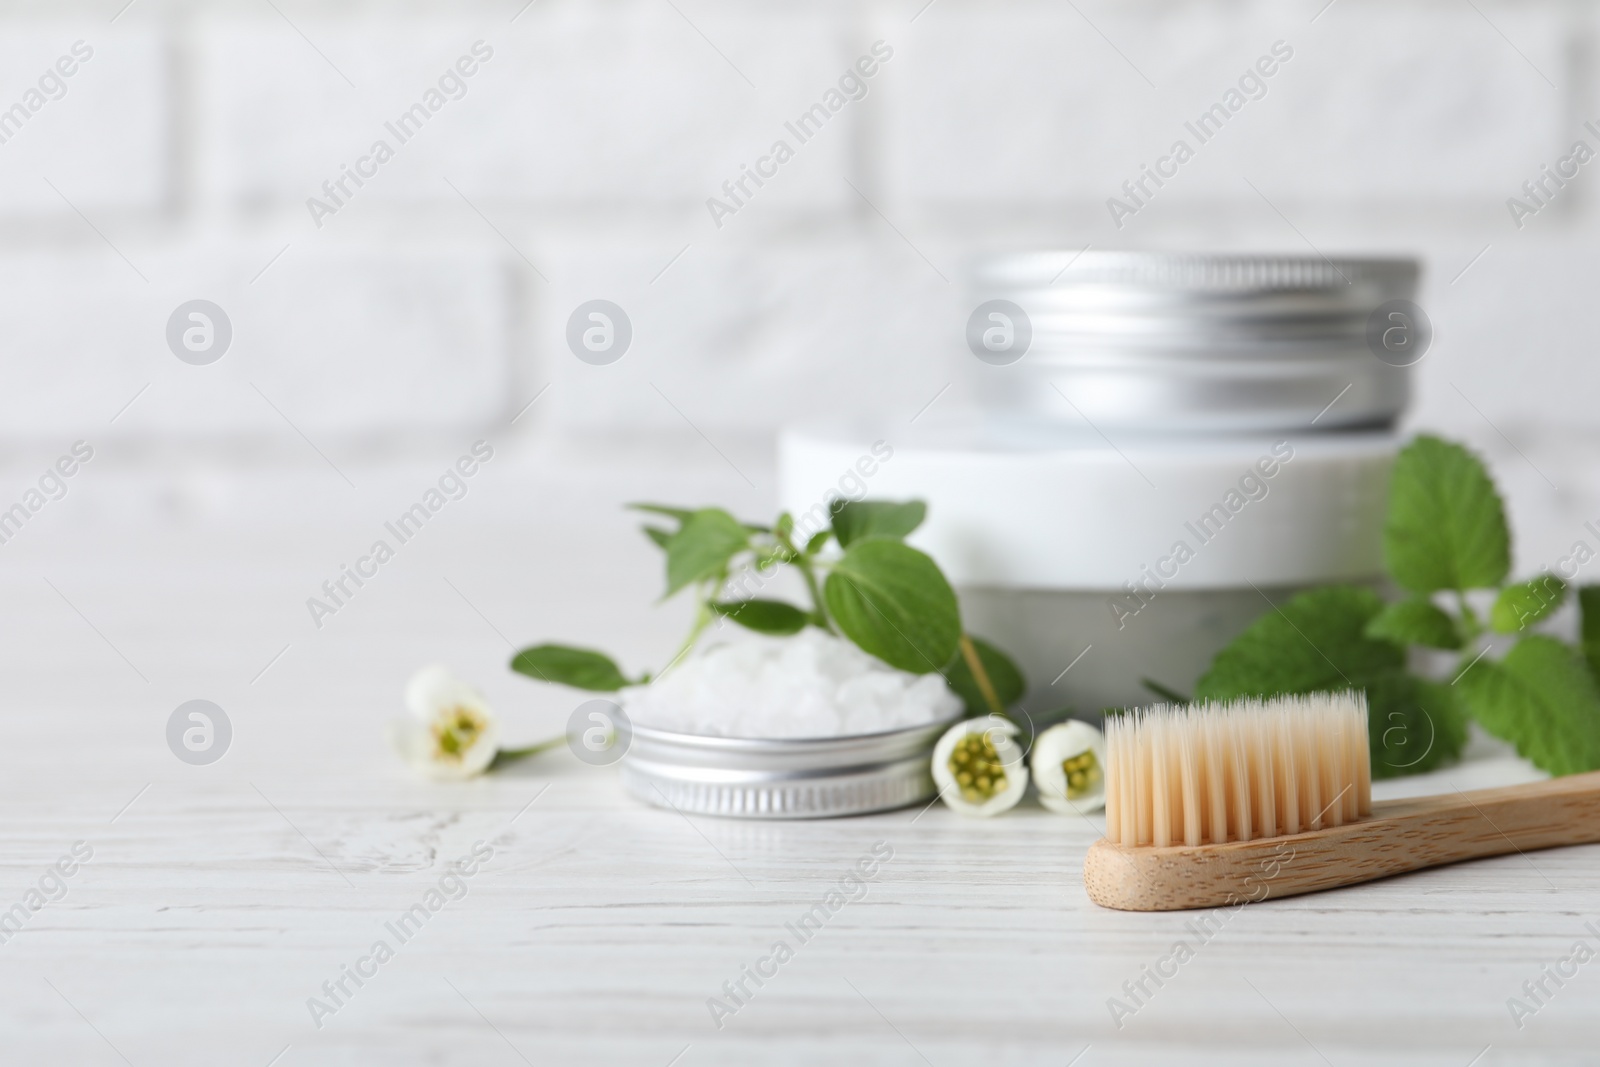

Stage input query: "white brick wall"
[
  {"left": 891, "top": 1, "right": 1571, "bottom": 209},
  {"left": 535, "top": 236, "right": 957, "bottom": 433},
  {"left": 0, "top": 243, "right": 512, "bottom": 436},
  {"left": 0, "top": 0, "right": 1593, "bottom": 458},
  {"left": 0, "top": 28, "right": 168, "bottom": 216}
]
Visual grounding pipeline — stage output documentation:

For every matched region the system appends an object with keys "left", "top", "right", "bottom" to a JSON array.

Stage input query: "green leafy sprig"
[
  {"left": 1192, "top": 434, "right": 1600, "bottom": 779},
  {"left": 511, "top": 499, "right": 1026, "bottom": 717}
]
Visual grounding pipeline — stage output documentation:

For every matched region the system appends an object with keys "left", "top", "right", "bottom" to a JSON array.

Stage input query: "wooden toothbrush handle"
[{"left": 1084, "top": 771, "right": 1600, "bottom": 912}]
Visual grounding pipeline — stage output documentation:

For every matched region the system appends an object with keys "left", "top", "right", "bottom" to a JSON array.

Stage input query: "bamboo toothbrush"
[{"left": 1083, "top": 691, "right": 1600, "bottom": 911}]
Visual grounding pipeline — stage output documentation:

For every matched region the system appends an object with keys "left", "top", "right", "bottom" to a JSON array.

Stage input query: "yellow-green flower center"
[
  {"left": 432, "top": 705, "right": 488, "bottom": 763},
  {"left": 949, "top": 732, "right": 1007, "bottom": 803},
  {"left": 1062, "top": 749, "right": 1102, "bottom": 799}
]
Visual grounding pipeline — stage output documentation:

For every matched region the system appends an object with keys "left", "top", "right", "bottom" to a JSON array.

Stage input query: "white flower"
[
  {"left": 932, "top": 716, "right": 1028, "bottom": 817},
  {"left": 394, "top": 665, "right": 500, "bottom": 780},
  {"left": 1030, "top": 719, "right": 1107, "bottom": 814}
]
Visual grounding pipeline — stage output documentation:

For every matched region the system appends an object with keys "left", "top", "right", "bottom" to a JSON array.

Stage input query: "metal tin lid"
[
  {"left": 621, "top": 718, "right": 955, "bottom": 819},
  {"left": 969, "top": 252, "right": 1420, "bottom": 432}
]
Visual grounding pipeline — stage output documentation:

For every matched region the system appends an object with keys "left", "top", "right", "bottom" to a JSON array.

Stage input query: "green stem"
[
  {"left": 775, "top": 528, "right": 835, "bottom": 634},
  {"left": 489, "top": 736, "right": 565, "bottom": 769},
  {"left": 795, "top": 559, "right": 835, "bottom": 633},
  {"left": 1456, "top": 591, "right": 1483, "bottom": 641},
  {"left": 959, "top": 633, "right": 1005, "bottom": 716},
  {"left": 1141, "top": 677, "right": 1191, "bottom": 705},
  {"left": 662, "top": 595, "right": 715, "bottom": 677}
]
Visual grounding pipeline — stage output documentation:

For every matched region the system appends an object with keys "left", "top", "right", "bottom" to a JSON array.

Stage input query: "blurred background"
[{"left": 2, "top": 0, "right": 1595, "bottom": 759}]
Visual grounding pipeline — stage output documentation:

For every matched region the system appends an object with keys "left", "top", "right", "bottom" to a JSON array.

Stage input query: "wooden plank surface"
[{"left": 0, "top": 445, "right": 1595, "bottom": 1065}]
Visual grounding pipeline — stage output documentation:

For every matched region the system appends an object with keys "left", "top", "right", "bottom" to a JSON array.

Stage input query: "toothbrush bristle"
[{"left": 1104, "top": 692, "right": 1371, "bottom": 847}]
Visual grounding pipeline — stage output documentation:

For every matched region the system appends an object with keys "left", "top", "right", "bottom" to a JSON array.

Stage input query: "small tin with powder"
[{"left": 621, "top": 717, "right": 958, "bottom": 819}]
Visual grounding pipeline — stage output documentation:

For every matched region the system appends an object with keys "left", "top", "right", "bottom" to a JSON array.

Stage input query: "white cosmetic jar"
[{"left": 779, "top": 253, "right": 1419, "bottom": 712}]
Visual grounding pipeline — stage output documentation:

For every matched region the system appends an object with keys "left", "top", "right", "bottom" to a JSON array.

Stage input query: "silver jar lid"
[
  {"left": 968, "top": 252, "right": 1421, "bottom": 433},
  {"left": 621, "top": 717, "right": 955, "bottom": 818}
]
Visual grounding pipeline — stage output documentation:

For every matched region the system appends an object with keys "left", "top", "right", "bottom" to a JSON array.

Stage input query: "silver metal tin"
[
  {"left": 970, "top": 251, "right": 1419, "bottom": 433},
  {"left": 620, "top": 717, "right": 958, "bottom": 819}
]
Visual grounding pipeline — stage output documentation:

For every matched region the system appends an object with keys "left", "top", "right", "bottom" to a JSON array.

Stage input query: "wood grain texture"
[{"left": 1086, "top": 771, "right": 1600, "bottom": 911}]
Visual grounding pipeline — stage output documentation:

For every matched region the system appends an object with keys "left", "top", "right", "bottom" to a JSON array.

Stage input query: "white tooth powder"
[{"left": 620, "top": 628, "right": 962, "bottom": 739}]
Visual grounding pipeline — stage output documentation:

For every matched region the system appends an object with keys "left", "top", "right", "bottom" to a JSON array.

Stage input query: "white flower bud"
[
  {"left": 932, "top": 716, "right": 1027, "bottom": 817},
  {"left": 1030, "top": 719, "right": 1106, "bottom": 814},
  {"left": 393, "top": 665, "right": 500, "bottom": 780}
]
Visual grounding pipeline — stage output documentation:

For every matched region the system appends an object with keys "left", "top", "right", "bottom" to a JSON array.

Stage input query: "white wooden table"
[{"left": 2, "top": 440, "right": 1595, "bottom": 1065}]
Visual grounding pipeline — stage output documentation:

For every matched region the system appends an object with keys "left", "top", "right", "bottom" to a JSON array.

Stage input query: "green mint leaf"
[
  {"left": 1366, "top": 675, "right": 1468, "bottom": 778},
  {"left": 1457, "top": 635, "right": 1600, "bottom": 776},
  {"left": 822, "top": 538, "right": 961, "bottom": 673},
  {"left": 1578, "top": 585, "right": 1600, "bottom": 680},
  {"left": 804, "top": 529, "right": 832, "bottom": 555},
  {"left": 775, "top": 512, "right": 795, "bottom": 539},
  {"left": 511, "top": 644, "right": 632, "bottom": 691},
  {"left": 641, "top": 525, "right": 671, "bottom": 549},
  {"left": 664, "top": 508, "right": 750, "bottom": 596},
  {"left": 709, "top": 598, "right": 809, "bottom": 636},
  {"left": 1490, "top": 575, "right": 1566, "bottom": 633},
  {"left": 629, "top": 503, "right": 695, "bottom": 523},
  {"left": 1364, "top": 596, "right": 1463, "bottom": 650},
  {"left": 943, "top": 635, "right": 1025, "bottom": 715},
  {"left": 1195, "top": 586, "right": 1404, "bottom": 699},
  {"left": 752, "top": 548, "right": 788, "bottom": 572},
  {"left": 1384, "top": 435, "right": 1510, "bottom": 593},
  {"left": 830, "top": 500, "right": 927, "bottom": 548},
  {"left": 1194, "top": 586, "right": 1462, "bottom": 777}
]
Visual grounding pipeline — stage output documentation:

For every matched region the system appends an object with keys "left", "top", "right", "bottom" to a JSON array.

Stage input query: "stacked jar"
[{"left": 780, "top": 253, "right": 1422, "bottom": 712}]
